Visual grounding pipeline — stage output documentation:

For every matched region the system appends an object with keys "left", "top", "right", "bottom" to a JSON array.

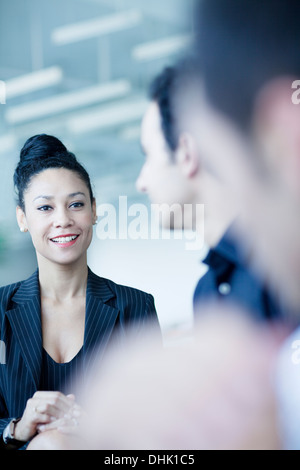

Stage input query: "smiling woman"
[
  {"left": 0, "top": 134, "right": 160, "bottom": 451},
  {"left": 16, "top": 166, "right": 96, "bottom": 269}
]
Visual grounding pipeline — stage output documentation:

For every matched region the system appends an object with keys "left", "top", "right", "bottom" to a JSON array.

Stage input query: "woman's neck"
[{"left": 37, "top": 255, "right": 88, "bottom": 302}]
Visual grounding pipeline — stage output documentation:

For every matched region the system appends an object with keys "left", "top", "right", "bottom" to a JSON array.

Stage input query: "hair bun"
[
  {"left": 19, "top": 134, "right": 69, "bottom": 164},
  {"left": 14, "top": 133, "right": 94, "bottom": 210}
]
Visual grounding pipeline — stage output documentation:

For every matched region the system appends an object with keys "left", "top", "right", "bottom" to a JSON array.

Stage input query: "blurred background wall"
[{"left": 0, "top": 0, "right": 206, "bottom": 339}]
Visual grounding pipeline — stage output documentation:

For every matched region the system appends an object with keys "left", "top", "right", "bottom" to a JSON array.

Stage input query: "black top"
[
  {"left": 39, "top": 348, "right": 84, "bottom": 395},
  {"left": 193, "top": 227, "right": 285, "bottom": 321}
]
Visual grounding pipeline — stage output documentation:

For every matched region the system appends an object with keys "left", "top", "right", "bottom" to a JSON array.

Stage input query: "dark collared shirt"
[{"left": 193, "top": 231, "right": 283, "bottom": 321}]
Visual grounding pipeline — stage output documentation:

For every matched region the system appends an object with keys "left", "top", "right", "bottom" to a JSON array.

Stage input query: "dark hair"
[
  {"left": 195, "top": 0, "right": 300, "bottom": 131},
  {"left": 149, "top": 67, "right": 179, "bottom": 152},
  {"left": 149, "top": 60, "right": 200, "bottom": 153},
  {"left": 14, "top": 134, "right": 94, "bottom": 211}
]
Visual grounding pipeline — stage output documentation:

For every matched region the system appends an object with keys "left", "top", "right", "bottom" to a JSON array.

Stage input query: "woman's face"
[{"left": 17, "top": 168, "right": 96, "bottom": 267}]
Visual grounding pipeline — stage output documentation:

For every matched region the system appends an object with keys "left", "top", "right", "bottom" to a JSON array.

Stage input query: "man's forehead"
[
  {"left": 143, "top": 102, "right": 161, "bottom": 129},
  {"left": 141, "top": 102, "right": 165, "bottom": 145}
]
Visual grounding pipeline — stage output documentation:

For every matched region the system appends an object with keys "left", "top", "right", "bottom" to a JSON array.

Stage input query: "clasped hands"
[{"left": 14, "top": 391, "right": 85, "bottom": 443}]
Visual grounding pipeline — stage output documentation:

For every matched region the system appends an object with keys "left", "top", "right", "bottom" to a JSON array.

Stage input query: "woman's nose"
[{"left": 53, "top": 209, "right": 73, "bottom": 228}]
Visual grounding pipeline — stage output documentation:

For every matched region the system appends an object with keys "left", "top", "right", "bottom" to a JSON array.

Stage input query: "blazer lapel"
[
  {"left": 5, "top": 269, "right": 120, "bottom": 387},
  {"left": 5, "top": 270, "right": 42, "bottom": 389},
  {"left": 83, "top": 269, "right": 120, "bottom": 371}
]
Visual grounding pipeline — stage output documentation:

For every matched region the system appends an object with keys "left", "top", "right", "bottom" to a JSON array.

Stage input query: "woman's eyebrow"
[
  {"left": 33, "top": 192, "right": 87, "bottom": 202},
  {"left": 33, "top": 195, "right": 53, "bottom": 202},
  {"left": 68, "top": 192, "right": 87, "bottom": 198}
]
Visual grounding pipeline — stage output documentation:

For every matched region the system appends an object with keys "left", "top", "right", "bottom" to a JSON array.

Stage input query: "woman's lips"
[{"left": 50, "top": 234, "right": 80, "bottom": 247}]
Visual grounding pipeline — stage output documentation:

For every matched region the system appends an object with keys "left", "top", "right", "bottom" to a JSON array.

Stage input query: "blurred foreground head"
[
  {"left": 182, "top": 0, "right": 300, "bottom": 313},
  {"left": 75, "top": 310, "right": 282, "bottom": 450}
]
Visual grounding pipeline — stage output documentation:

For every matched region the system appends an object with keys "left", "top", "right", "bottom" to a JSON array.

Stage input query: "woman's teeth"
[{"left": 51, "top": 235, "right": 78, "bottom": 243}]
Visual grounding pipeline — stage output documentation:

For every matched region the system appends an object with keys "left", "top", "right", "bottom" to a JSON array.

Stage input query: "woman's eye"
[
  {"left": 37, "top": 205, "right": 52, "bottom": 212},
  {"left": 70, "top": 202, "right": 84, "bottom": 209}
]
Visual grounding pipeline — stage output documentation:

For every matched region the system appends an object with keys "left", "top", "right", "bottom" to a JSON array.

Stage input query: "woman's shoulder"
[
  {"left": 0, "top": 280, "right": 22, "bottom": 297},
  {"left": 0, "top": 280, "right": 22, "bottom": 313},
  {"left": 88, "top": 269, "right": 153, "bottom": 301},
  {"left": 89, "top": 271, "right": 157, "bottom": 321},
  {"left": 0, "top": 271, "right": 38, "bottom": 311}
]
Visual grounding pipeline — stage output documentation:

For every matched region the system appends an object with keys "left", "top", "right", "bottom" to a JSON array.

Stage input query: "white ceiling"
[{"left": 0, "top": 0, "right": 195, "bottom": 235}]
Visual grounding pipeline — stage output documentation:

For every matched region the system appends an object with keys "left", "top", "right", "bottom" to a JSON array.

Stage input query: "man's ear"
[
  {"left": 253, "top": 77, "right": 300, "bottom": 195},
  {"left": 16, "top": 206, "right": 28, "bottom": 233},
  {"left": 175, "top": 132, "right": 200, "bottom": 178}
]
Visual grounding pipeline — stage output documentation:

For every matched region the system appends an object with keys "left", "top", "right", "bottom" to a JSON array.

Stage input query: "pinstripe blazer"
[{"left": 0, "top": 268, "right": 159, "bottom": 436}]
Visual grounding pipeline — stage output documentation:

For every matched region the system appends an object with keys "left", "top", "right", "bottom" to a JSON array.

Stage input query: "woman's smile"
[{"left": 49, "top": 234, "right": 80, "bottom": 247}]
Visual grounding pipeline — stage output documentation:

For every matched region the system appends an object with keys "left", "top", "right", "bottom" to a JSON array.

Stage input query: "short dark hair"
[
  {"left": 195, "top": 0, "right": 300, "bottom": 131},
  {"left": 149, "top": 60, "right": 200, "bottom": 152},
  {"left": 14, "top": 134, "right": 94, "bottom": 211},
  {"left": 149, "top": 67, "right": 179, "bottom": 152}
]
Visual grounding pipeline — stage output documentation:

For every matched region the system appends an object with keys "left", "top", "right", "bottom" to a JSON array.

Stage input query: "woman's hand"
[
  {"left": 36, "top": 400, "right": 86, "bottom": 437},
  {"left": 14, "top": 391, "right": 76, "bottom": 442}
]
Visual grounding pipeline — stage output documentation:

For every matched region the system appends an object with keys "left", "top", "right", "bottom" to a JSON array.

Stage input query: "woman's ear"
[
  {"left": 253, "top": 77, "right": 300, "bottom": 195},
  {"left": 16, "top": 206, "right": 28, "bottom": 233},
  {"left": 175, "top": 132, "right": 200, "bottom": 178}
]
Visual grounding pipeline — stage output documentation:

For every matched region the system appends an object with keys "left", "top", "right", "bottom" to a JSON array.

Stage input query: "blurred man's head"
[
  {"left": 190, "top": 0, "right": 300, "bottom": 310},
  {"left": 196, "top": 0, "right": 300, "bottom": 135},
  {"left": 137, "top": 64, "right": 237, "bottom": 246},
  {"left": 137, "top": 66, "right": 198, "bottom": 231}
]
